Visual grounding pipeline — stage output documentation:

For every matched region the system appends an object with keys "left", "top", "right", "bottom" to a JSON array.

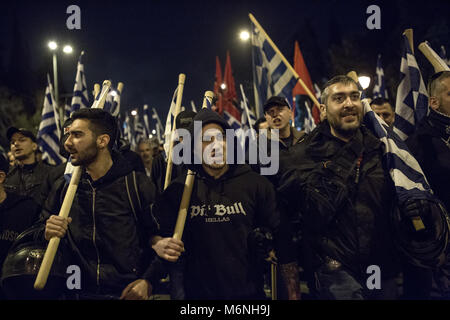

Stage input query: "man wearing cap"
[
  {"left": 0, "top": 154, "right": 41, "bottom": 298},
  {"left": 151, "top": 110, "right": 197, "bottom": 195},
  {"left": 4, "top": 127, "right": 53, "bottom": 207}
]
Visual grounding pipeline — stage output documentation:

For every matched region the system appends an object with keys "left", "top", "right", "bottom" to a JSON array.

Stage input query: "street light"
[
  {"left": 239, "top": 30, "right": 250, "bottom": 41},
  {"left": 358, "top": 76, "right": 371, "bottom": 90},
  {"left": 47, "top": 40, "right": 74, "bottom": 126},
  {"left": 220, "top": 83, "right": 227, "bottom": 90},
  {"left": 131, "top": 110, "right": 138, "bottom": 116}
]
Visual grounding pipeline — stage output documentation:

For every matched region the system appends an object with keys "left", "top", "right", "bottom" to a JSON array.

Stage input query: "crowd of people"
[{"left": 0, "top": 71, "right": 449, "bottom": 300}]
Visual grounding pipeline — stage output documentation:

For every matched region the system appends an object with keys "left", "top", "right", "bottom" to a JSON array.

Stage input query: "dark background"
[{"left": 0, "top": 0, "right": 449, "bottom": 128}]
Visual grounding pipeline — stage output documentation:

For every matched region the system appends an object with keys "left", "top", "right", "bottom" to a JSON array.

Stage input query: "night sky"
[{"left": 1, "top": 0, "right": 449, "bottom": 121}]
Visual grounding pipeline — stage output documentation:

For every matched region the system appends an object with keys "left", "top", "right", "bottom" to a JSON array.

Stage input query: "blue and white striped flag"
[
  {"left": 70, "top": 51, "right": 89, "bottom": 116},
  {"left": 134, "top": 116, "right": 146, "bottom": 146},
  {"left": 163, "top": 87, "right": 178, "bottom": 155},
  {"left": 123, "top": 114, "right": 133, "bottom": 145},
  {"left": 362, "top": 100, "right": 433, "bottom": 204},
  {"left": 373, "top": 54, "right": 389, "bottom": 99},
  {"left": 37, "top": 75, "right": 65, "bottom": 165},
  {"left": 152, "top": 107, "right": 163, "bottom": 142},
  {"left": 103, "top": 84, "right": 121, "bottom": 117},
  {"left": 223, "top": 110, "right": 242, "bottom": 130},
  {"left": 394, "top": 35, "right": 429, "bottom": 141},
  {"left": 143, "top": 104, "right": 152, "bottom": 138},
  {"left": 303, "top": 100, "right": 316, "bottom": 134},
  {"left": 251, "top": 21, "right": 297, "bottom": 116}
]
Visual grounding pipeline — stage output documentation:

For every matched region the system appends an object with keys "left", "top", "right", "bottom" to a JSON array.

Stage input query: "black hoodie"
[
  {"left": 154, "top": 109, "right": 279, "bottom": 299},
  {"left": 40, "top": 152, "right": 160, "bottom": 296},
  {"left": 0, "top": 192, "right": 40, "bottom": 275}
]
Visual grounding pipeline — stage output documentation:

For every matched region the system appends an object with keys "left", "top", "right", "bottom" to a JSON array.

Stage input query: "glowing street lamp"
[
  {"left": 239, "top": 30, "right": 250, "bottom": 41},
  {"left": 131, "top": 110, "right": 138, "bottom": 116},
  {"left": 358, "top": 76, "right": 371, "bottom": 90},
  {"left": 63, "top": 45, "right": 73, "bottom": 54},
  {"left": 220, "top": 83, "right": 227, "bottom": 90}
]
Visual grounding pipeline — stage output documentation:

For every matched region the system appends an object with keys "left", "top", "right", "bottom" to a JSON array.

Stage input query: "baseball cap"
[
  {"left": 176, "top": 110, "right": 197, "bottom": 130},
  {"left": 6, "top": 127, "right": 37, "bottom": 142},
  {"left": 263, "top": 96, "right": 291, "bottom": 113}
]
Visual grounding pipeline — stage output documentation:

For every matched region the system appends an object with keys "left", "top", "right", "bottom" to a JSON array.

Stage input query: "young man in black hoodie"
[
  {"left": 42, "top": 109, "right": 161, "bottom": 300},
  {"left": 151, "top": 109, "right": 280, "bottom": 299},
  {"left": 0, "top": 154, "right": 41, "bottom": 298}
]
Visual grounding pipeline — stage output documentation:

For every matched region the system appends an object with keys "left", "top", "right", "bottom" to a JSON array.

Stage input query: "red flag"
[
  {"left": 214, "top": 56, "right": 223, "bottom": 114},
  {"left": 222, "top": 51, "right": 241, "bottom": 121},
  {"left": 293, "top": 41, "right": 320, "bottom": 124}
]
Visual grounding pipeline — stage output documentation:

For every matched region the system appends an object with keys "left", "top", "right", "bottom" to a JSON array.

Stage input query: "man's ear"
[
  {"left": 319, "top": 104, "right": 327, "bottom": 120},
  {"left": 429, "top": 96, "right": 439, "bottom": 111},
  {"left": 0, "top": 171, "right": 6, "bottom": 184},
  {"left": 97, "top": 134, "right": 110, "bottom": 149},
  {"left": 32, "top": 142, "right": 38, "bottom": 152}
]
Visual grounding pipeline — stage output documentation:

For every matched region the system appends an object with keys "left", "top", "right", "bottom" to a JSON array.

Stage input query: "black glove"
[{"left": 247, "top": 227, "right": 275, "bottom": 263}]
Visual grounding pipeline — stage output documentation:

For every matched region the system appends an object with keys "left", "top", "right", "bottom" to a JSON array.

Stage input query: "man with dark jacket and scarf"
[
  {"left": 151, "top": 109, "right": 280, "bottom": 299},
  {"left": 0, "top": 154, "right": 41, "bottom": 298},
  {"left": 279, "top": 75, "right": 445, "bottom": 300},
  {"left": 5, "top": 127, "right": 53, "bottom": 207},
  {"left": 406, "top": 71, "right": 450, "bottom": 298},
  {"left": 42, "top": 109, "right": 161, "bottom": 299}
]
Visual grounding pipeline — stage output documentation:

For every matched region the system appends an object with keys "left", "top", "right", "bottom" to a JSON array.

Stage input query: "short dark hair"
[
  {"left": 321, "top": 75, "right": 358, "bottom": 105},
  {"left": 370, "top": 97, "right": 393, "bottom": 110},
  {"left": 71, "top": 109, "right": 118, "bottom": 151}
]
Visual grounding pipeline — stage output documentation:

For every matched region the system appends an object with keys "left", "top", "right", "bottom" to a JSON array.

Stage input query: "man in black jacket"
[
  {"left": 406, "top": 71, "right": 450, "bottom": 298},
  {"left": 279, "top": 75, "right": 444, "bottom": 300},
  {"left": 151, "top": 109, "right": 279, "bottom": 299},
  {"left": 5, "top": 127, "right": 53, "bottom": 207},
  {"left": 0, "top": 154, "right": 41, "bottom": 298},
  {"left": 43, "top": 109, "right": 161, "bottom": 300}
]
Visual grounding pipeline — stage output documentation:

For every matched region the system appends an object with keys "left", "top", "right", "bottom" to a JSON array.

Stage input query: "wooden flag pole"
[
  {"left": 172, "top": 91, "right": 214, "bottom": 241},
  {"left": 164, "top": 74, "right": 186, "bottom": 190},
  {"left": 117, "top": 82, "right": 124, "bottom": 95},
  {"left": 34, "top": 80, "right": 112, "bottom": 290},
  {"left": 249, "top": 13, "right": 320, "bottom": 108},
  {"left": 418, "top": 42, "right": 450, "bottom": 73},
  {"left": 403, "top": 29, "right": 414, "bottom": 55},
  {"left": 93, "top": 83, "right": 101, "bottom": 99}
]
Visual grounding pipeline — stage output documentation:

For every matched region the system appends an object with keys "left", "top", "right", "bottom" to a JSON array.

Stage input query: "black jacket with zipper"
[
  {"left": 40, "top": 152, "right": 160, "bottom": 296},
  {"left": 279, "top": 121, "right": 401, "bottom": 281}
]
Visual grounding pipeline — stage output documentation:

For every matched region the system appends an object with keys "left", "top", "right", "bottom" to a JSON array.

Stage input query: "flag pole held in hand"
[
  {"left": 418, "top": 42, "right": 450, "bottom": 73},
  {"left": 164, "top": 74, "right": 186, "bottom": 190},
  {"left": 34, "top": 80, "right": 112, "bottom": 290},
  {"left": 172, "top": 91, "right": 214, "bottom": 241}
]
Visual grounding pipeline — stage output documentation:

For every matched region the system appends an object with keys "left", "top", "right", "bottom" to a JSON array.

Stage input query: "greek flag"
[
  {"left": 37, "top": 75, "right": 65, "bottom": 165},
  {"left": 163, "top": 87, "right": 178, "bottom": 155},
  {"left": 223, "top": 110, "right": 241, "bottom": 130},
  {"left": 123, "top": 114, "right": 133, "bottom": 145},
  {"left": 143, "top": 104, "right": 152, "bottom": 137},
  {"left": 251, "top": 21, "right": 297, "bottom": 116},
  {"left": 103, "top": 84, "right": 121, "bottom": 117},
  {"left": 70, "top": 51, "right": 89, "bottom": 115},
  {"left": 373, "top": 54, "right": 389, "bottom": 99},
  {"left": 363, "top": 100, "right": 433, "bottom": 204},
  {"left": 152, "top": 107, "right": 163, "bottom": 142},
  {"left": 303, "top": 100, "right": 316, "bottom": 134},
  {"left": 394, "top": 35, "right": 429, "bottom": 141},
  {"left": 134, "top": 116, "right": 146, "bottom": 145}
]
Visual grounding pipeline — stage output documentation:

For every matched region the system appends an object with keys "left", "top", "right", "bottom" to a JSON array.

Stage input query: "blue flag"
[
  {"left": 37, "top": 75, "right": 65, "bottom": 165},
  {"left": 251, "top": 21, "right": 297, "bottom": 116},
  {"left": 373, "top": 54, "right": 389, "bottom": 99},
  {"left": 394, "top": 35, "right": 429, "bottom": 141},
  {"left": 70, "top": 51, "right": 89, "bottom": 116}
]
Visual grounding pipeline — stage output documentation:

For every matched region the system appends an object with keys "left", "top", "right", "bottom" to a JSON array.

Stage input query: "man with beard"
[
  {"left": 41, "top": 109, "right": 162, "bottom": 299},
  {"left": 406, "top": 71, "right": 450, "bottom": 299},
  {"left": 150, "top": 109, "right": 280, "bottom": 299},
  {"left": 279, "top": 75, "right": 406, "bottom": 299},
  {"left": 4, "top": 127, "right": 53, "bottom": 207}
]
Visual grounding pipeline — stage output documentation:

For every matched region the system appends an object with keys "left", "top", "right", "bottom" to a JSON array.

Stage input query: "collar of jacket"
[
  {"left": 306, "top": 121, "right": 381, "bottom": 159},
  {"left": 426, "top": 109, "right": 450, "bottom": 138},
  {"left": 266, "top": 126, "right": 306, "bottom": 147},
  {"left": 81, "top": 151, "right": 134, "bottom": 188}
]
